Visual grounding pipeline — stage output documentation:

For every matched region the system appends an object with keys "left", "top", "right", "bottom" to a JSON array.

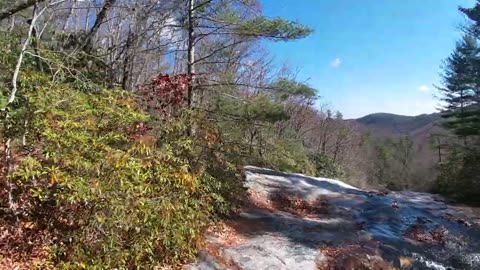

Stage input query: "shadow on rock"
[{"left": 191, "top": 167, "right": 480, "bottom": 270}]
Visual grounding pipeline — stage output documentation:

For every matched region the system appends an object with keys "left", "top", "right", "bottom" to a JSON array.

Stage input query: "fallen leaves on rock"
[
  {"left": 243, "top": 190, "right": 330, "bottom": 218},
  {"left": 268, "top": 193, "right": 329, "bottom": 217},
  {"left": 404, "top": 219, "right": 449, "bottom": 244},
  {"left": 430, "top": 226, "right": 448, "bottom": 242},
  {"left": 204, "top": 243, "right": 243, "bottom": 270},
  {"left": 317, "top": 241, "right": 393, "bottom": 270},
  {"left": 404, "top": 223, "right": 432, "bottom": 243},
  {"left": 441, "top": 213, "right": 472, "bottom": 227},
  {"left": 206, "top": 222, "right": 246, "bottom": 246},
  {"left": 242, "top": 190, "right": 276, "bottom": 212}
]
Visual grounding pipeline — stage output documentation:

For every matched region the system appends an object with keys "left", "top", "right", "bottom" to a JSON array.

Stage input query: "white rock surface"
[{"left": 189, "top": 167, "right": 480, "bottom": 270}]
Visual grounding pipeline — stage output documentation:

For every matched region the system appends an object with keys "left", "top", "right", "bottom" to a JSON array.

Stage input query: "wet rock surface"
[{"left": 189, "top": 167, "right": 480, "bottom": 270}]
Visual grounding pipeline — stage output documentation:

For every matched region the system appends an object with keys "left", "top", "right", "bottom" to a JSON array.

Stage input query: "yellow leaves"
[
  {"left": 85, "top": 116, "right": 97, "bottom": 129},
  {"left": 174, "top": 170, "right": 199, "bottom": 192},
  {"left": 135, "top": 135, "right": 156, "bottom": 148},
  {"left": 105, "top": 151, "right": 121, "bottom": 162},
  {"left": 89, "top": 178, "right": 100, "bottom": 190},
  {"left": 55, "top": 119, "right": 89, "bottom": 131},
  {"left": 96, "top": 215, "right": 106, "bottom": 224},
  {"left": 45, "top": 112, "right": 54, "bottom": 122},
  {"left": 119, "top": 96, "right": 136, "bottom": 108},
  {"left": 48, "top": 166, "right": 62, "bottom": 186},
  {"left": 141, "top": 158, "right": 154, "bottom": 169},
  {"left": 399, "top": 256, "right": 412, "bottom": 269},
  {"left": 132, "top": 135, "right": 156, "bottom": 155}
]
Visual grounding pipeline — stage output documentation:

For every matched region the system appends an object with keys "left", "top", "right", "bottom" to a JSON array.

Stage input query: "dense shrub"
[
  {"left": 437, "top": 148, "right": 480, "bottom": 205},
  {"left": 262, "top": 138, "right": 316, "bottom": 175},
  {"left": 310, "top": 153, "right": 346, "bottom": 179},
  {"left": 1, "top": 69, "right": 241, "bottom": 268},
  {"left": 211, "top": 94, "right": 316, "bottom": 176},
  {"left": 0, "top": 34, "right": 242, "bottom": 269}
]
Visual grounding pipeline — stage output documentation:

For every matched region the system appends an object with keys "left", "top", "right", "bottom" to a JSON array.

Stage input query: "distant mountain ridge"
[
  {"left": 355, "top": 112, "right": 442, "bottom": 135},
  {"left": 351, "top": 111, "right": 446, "bottom": 187}
]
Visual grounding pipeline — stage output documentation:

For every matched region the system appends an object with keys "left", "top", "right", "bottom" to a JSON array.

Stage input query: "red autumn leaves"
[{"left": 137, "top": 74, "right": 191, "bottom": 118}]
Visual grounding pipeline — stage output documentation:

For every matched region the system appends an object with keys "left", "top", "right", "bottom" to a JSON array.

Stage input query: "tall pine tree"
[
  {"left": 436, "top": 1, "right": 480, "bottom": 203},
  {"left": 439, "top": 35, "right": 480, "bottom": 138}
]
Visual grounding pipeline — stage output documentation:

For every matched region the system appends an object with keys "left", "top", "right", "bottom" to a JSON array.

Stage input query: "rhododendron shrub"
[{"left": 1, "top": 71, "right": 237, "bottom": 269}]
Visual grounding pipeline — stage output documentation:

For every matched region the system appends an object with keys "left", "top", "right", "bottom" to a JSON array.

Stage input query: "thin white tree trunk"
[
  {"left": 2, "top": 4, "right": 46, "bottom": 220},
  {"left": 187, "top": 0, "right": 195, "bottom": 107}
]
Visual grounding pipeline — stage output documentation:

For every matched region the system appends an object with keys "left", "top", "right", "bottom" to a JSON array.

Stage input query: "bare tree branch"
[
  {"left": 0, "top": 0, "right": 45, "bottom": 21},
  {"left": 82, "top": 0, "right": 118, "bottom": 51}
]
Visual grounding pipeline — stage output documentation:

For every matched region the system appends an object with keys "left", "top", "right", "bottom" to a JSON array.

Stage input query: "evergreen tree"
[
  {"left": 436, "top": 1, "right": 480, "bottom": 203},
  {"left": 438, "top": 1, "right": 480, "bottom": 140},
  {"left": 439, "top": 35, "right": 480, "bottom": 138}
]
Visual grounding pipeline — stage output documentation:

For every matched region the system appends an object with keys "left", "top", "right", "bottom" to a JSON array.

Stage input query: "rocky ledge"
[{"left": 189, "top": 167, "right": 480, "bottom": 270}]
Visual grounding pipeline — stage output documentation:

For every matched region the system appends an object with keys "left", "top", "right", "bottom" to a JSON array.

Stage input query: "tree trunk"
[
  {"left": 82, "top": 0, "right": 117, "bottom": 51},
  {"left": 122, "top": 30, "right": 134, "bottom": 90},
  {"left": 187, "top": 0, "right": 195, "bottom": 107}
]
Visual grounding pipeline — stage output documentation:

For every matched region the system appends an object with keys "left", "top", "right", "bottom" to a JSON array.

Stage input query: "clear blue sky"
[{"left": 260, "top": 0, "right": 476, "bottom": 118}]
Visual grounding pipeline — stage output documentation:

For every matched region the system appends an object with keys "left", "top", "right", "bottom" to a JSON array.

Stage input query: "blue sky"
[{"left": 260, "top": 0, "right": 476, "bottom": 118}]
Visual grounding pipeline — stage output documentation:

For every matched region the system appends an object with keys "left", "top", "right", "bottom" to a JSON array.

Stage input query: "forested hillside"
[
  {"left": 356, "top": 112, "right": 442, "bottom": 134},
  {"left": 350, "top": 112, "right": 447, "bottom": 191}
]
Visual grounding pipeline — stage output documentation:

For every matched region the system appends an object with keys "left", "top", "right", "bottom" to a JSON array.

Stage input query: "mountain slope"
[
  {"left": 355, "top": 112, "right": 442, "bottom": 135},
  {"left": 352, "top": 112, "right": 448, "bottom": 190}
]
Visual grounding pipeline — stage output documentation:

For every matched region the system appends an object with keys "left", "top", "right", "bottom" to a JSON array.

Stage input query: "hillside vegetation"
[
  {"left": 0, "top": 0, "right": 358, "bottom": 268},
  {"left": 351, "top": 112, "right": 447, "bottom": 191}
]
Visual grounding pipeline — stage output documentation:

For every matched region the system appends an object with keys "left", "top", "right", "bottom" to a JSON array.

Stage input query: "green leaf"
[{"left": 0, "top": 93, "right": 7, "bottom": 111}]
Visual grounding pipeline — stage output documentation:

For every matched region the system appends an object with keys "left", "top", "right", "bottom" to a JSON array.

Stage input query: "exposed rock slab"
[{"left": 189, "top": 167, "right": 480, "bottom": 270}]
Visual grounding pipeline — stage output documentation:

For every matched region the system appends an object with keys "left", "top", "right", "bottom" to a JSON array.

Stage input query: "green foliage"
[
  {"left": 211, "top": 86, "right": 319, "bottom": 175},
  {"left": 0, "top": 92, "right": 7, "bottom": 110},
  {"left": 310, "top": 153, "right": 346, "bottom": 179},
  {"left": 273, "top": 78, "right": 317, "bottom": 101},
  {"left": 367, "top": 136, "right": 415, "bottom": 190},
  {"left": 235, "top": 17, "right": 313, "bottom": 40},
  {"left": 260, "top": 137, "right": 316, "bottom": 175},
  {"left": 437, "top": 148, "right": 480, "bottom": 204},
  {"left": 439, "top": 35, "right": 480, "bottom": 137},
  {"left": 214, "top": 90, "right": 289, "bottom": 123},
  {"left": 436, "top": 0, "right": 480, "bottom": 203},
  {"left": 246, "top": 95, "right": 289, "bottom": 123},
  {"left": 3, "top": 68, "right": 240, "bottom": 268},
  {"left": 0, "top": 29, "right": 244, "bottom": 269}
]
